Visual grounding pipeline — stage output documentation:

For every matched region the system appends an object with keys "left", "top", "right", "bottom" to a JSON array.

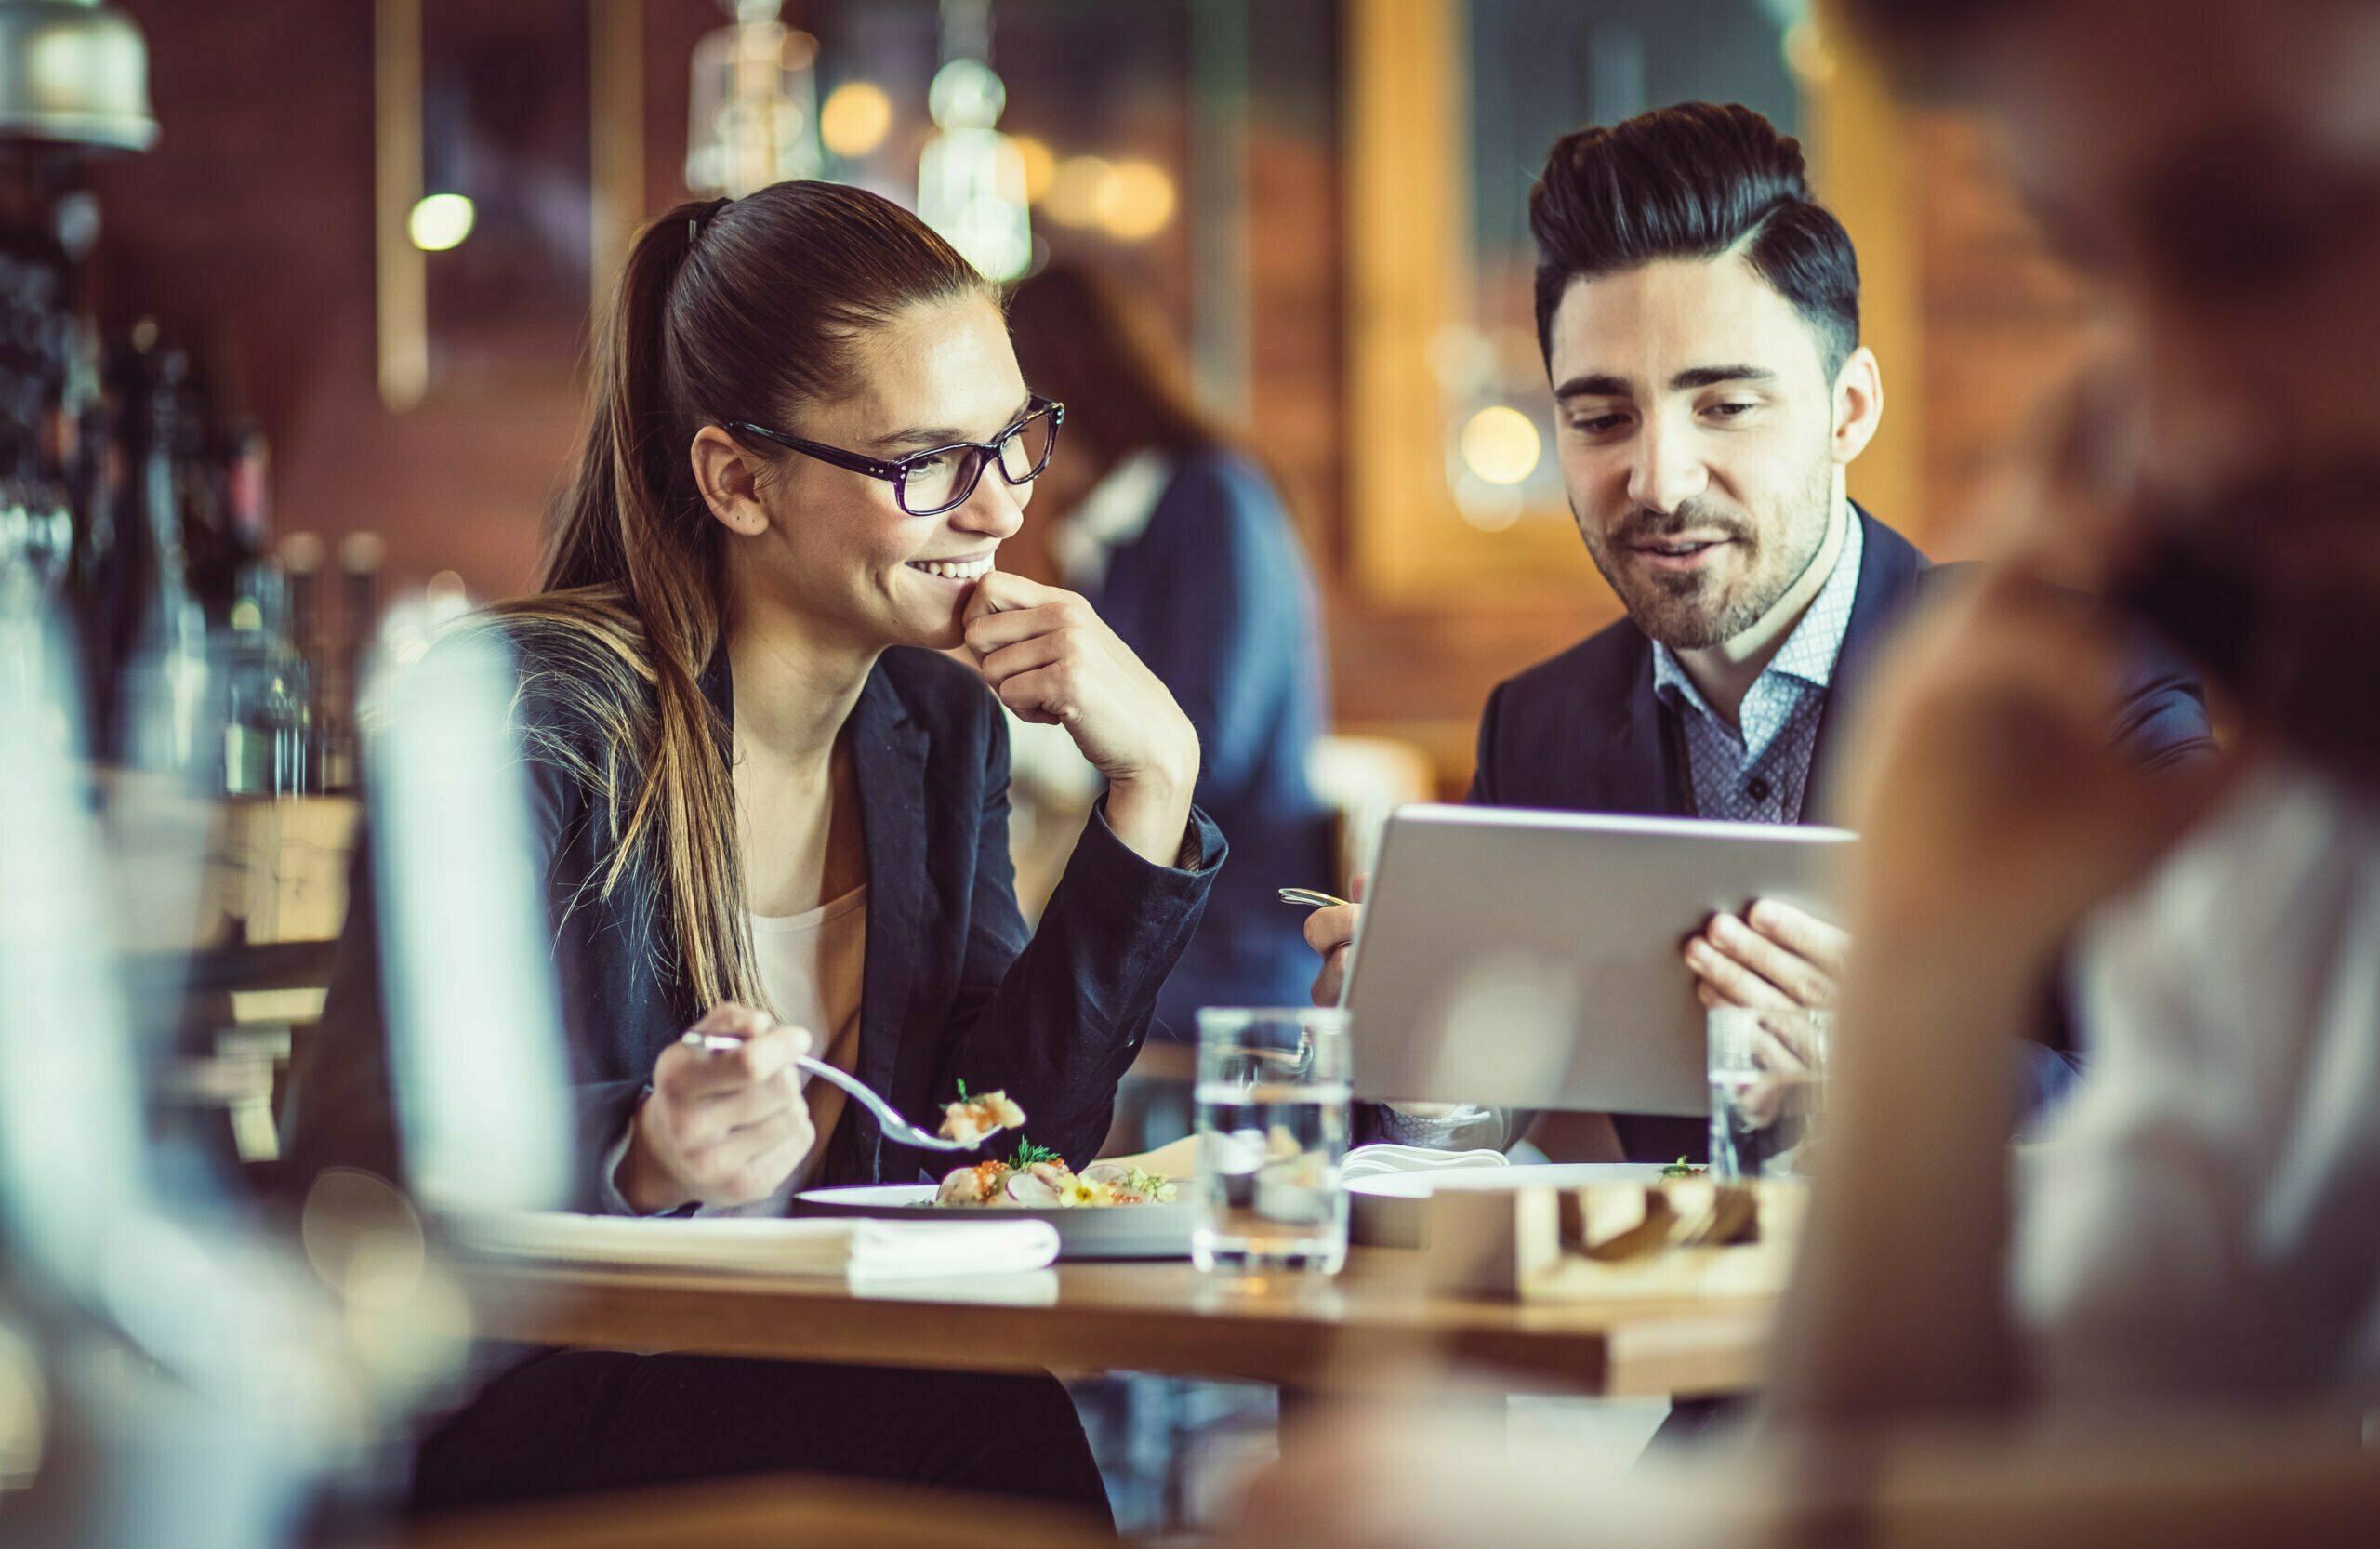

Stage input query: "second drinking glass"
[{"left": 1190, "top": 1007, "right": 1352, "bottom": 1275}]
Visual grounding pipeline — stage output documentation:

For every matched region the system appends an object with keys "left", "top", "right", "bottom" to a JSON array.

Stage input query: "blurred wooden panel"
[
  {"left": 1342, "top": 0, "right": 1604, "bottom": 607},
  {"left": 1806, "top": 22, "right": 1925, "bottom": 543}
]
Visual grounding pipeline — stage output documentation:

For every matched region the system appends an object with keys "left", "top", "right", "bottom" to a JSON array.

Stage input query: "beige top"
[
  {"left": 599, "top": 884, "right": 868, "bottom": 1217},
  {"left": 747, "top": 883, "right": 869, "bottom": 1199}
]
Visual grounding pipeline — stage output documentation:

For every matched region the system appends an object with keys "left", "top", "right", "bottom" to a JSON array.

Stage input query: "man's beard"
[
  {"left": 1579, "top": 456, "right": 1835, "bottom": 652},
  {"left": 2113, "top": 460, "right": 2380, "bottom": 794}
]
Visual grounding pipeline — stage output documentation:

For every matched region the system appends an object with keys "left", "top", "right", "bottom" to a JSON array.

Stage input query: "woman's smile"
[{"left": 904, "top": 551, "right": 997, "bottom": 583}]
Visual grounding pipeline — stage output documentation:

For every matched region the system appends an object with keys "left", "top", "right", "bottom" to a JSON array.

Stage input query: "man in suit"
[{"left": 1308, "top": 102, "right": 2212, "bottom": 1159}]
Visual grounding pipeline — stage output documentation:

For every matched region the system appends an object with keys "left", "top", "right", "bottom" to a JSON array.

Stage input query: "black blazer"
[
  {"left": 284, "top": 639, "right": 1225, "bottom": 1209},
  {"left": 1451, "top": 509, "right": 2216, "bottom": 1159},
  {"left": 1472, "top": 509, "right": 2215, "bottom": 817}
]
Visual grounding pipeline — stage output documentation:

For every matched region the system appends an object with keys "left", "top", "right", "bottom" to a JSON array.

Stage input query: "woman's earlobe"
[
  {"left": 691, "top": 426, "right": 772, "bottom": 536},
  {"left": 699, "top": 486, "right": 769, "bottom": 538}
]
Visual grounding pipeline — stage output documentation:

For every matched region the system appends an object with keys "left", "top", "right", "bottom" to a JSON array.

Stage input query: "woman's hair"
[
  {"left": 1004, "top": 261, "right": 1221, "bottom": 478},
  {"left": 490, "top": 182, "right": 992, "bottom": 1013}
]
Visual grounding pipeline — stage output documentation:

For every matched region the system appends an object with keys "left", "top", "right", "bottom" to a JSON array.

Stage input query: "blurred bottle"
[
  {"left": 0, "top": 243, "right": 77, "bottom": 627},
  {"left": 282, "top": 530, "right": 330, "bottom": 790},
  {"left": 60, "top": 315, "right": 125, "bottom": 721},
  {"left": 212, "top": 407, "right": 308, "bottom": 797},
  {"left": 108, "top": 321, "right": 216, "bottom": 780},
  {"left": 322, "top": 530, "right": 383, "bottom": 793},
  {"left": 219, "top": 557, "right": 311, "bottom": 797}
]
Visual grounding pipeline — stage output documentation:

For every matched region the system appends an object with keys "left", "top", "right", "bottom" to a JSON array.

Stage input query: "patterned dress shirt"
[{"left": 1649, "top": 511, "right": 1864, "bottom": 823}]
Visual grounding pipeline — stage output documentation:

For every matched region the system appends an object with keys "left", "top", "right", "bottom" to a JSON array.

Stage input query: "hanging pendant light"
[
  {"left": 916, "top": 0, "right": 1030, "bottom": 282},
  {"left": 0, "top": 0, "right": 157, "bottom": 152},
  {"left": 685, "top": 0, "right": 821, "bottom": 197}
]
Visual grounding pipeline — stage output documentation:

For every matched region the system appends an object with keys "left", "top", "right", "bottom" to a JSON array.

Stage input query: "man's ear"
[
  {"left": 1831, "top": 346, "right": 1884, "bottom": 467},
  {"left": 690, "top": 426, "right": 771, "bottom": 536}
]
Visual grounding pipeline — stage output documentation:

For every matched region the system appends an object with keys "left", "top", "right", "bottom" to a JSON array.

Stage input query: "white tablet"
[{"left": 1343, "top": 804, "right": 1855, "bottom": 1116}]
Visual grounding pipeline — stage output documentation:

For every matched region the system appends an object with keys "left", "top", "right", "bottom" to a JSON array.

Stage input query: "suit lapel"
[
  {"left": 844, "top": 665, "right": 929, "bottom": 1180},
  {"left": 1590, "top": 636, "right": 1686, "bottom": 818},
  {"left": 1801, "top": 508, "right": 1927, "bottom": 824}
]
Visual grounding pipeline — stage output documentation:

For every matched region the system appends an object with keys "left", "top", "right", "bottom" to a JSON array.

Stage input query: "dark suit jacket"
[
  {"left": 284, "top": 638, "right": 1225, "bottom": 1209},
  {"left": 1459, "top": 508, "right": 2216, "bottom": 1159}
]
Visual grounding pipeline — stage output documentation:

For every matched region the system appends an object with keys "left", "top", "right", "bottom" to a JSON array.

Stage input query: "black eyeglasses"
[{"left": 728, "top": 396, "right": 1064, "bottom": 518}]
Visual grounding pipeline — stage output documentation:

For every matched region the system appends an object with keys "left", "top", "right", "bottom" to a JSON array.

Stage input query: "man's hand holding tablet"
[{"left": 1686, "top": 898, "right": 1851, "bottom": 1012}]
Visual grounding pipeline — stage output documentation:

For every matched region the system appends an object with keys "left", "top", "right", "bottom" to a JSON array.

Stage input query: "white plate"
[
  {"left": 795, "top": 1183, "right": 1194, "bottom": 1261},
  {"left": 1346, "top": 1163, "right": 1673, "bottom": 1200},
  {"left": 1348, "top": 1162, "right": 1673, "bottom": 1247}
]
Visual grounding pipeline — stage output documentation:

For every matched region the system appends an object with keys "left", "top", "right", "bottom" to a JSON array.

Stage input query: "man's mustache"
[{"left": 1612, "top": 501, "right": 1756, "bottom": 548}]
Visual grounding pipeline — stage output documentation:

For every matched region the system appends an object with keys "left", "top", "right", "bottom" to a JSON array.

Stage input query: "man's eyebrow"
[
  {"left": 1553, "top": 373, "right": 1633, "bottom": 401},
  {"left": 866, "top": 393, "right": 1036, "bottom": 454},
  {"left": 1667, "top": 365, "right": 1776, "bottom": 391},
  {"left": 1554, "top": 367, "right": 1776, "bottom": 400}
]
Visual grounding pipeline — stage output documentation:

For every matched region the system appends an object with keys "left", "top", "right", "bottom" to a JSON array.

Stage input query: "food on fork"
[
  {"left": 935, "top": 1138, "right": 1178, "bottom": 1208},
  {"left": 939, "top": 1081, "right": 1027, "bottom": 1146}
]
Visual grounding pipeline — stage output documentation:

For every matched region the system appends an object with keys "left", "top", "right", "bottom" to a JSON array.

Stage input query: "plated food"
[
  {"left": 935, "top": 1139, "right": 1178, "bottom": 1210},
  {"left": 938, "top": 1084, "right": 1027, "bottom": 1147}
]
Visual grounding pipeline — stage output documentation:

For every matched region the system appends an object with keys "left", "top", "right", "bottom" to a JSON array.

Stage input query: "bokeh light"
[
  {"left": 819, "top": 80, "right": 892, "bottom": 158},
  {"left": 1098, "top": 159, "right": 1176, "bottom": 240},
  {"left": 406, "top": 193, "right": 475, "bottom": 253},
  {"left": 1459, "top": 404, "right": 1542, "bottom": 485},
  {"left": 1043, "top": 155, "right": 1115, "bottom": 228},
  {"left": 1012, "top": 134, "right": 1056, "bottom": 203}
]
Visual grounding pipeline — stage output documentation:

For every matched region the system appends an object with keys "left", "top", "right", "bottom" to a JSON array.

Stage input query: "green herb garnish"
[
  {"left": 954, "top": 1078, "right": 969, "bottom": 1100},
  {"left": 1008, "top": 1137, "right": 1061, "bottom": 1170},
  {"left": 1660, "top": 1156, "right": 1707, "bottom": 1179}
]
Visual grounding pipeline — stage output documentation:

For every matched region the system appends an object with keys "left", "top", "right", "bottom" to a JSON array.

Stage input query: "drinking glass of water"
[
  {"left": 1191, "top": 1007, "right": 1352, "bottom": 1275},
  {"left": 1707, "top": 1006, "right": 1832, "bottom": 1181}
]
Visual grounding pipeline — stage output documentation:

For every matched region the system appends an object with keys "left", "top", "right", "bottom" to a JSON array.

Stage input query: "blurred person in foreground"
[
  {"left": 1235, "top": 1, "right": 2380, "bottom": 1542},
  {"left": 1306, "top": 102, "right": 2212, "bottom": 1160},
  {"left": 285, "top": 182, "right": 1226, "bottom": 1525},
  {"left": 1004, "top": 262, "right": 1335, "bottom": 1034}
]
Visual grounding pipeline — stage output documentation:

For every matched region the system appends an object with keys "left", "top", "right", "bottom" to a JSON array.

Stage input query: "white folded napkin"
[
  {"left": 1341, "top": 1142, "right": 1512, "bottom": 1183},
  {"left": 449, "top": 1211, "right": 1060, "bottom": 1281}
]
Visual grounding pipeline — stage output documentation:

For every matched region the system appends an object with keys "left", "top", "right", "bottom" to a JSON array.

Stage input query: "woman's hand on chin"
[
  {"left": 963, "top": 571, "right": 1200, "bottom": 867},
  {"left": 622, "top": 1005, "right": 817, "bottom": 1213}
]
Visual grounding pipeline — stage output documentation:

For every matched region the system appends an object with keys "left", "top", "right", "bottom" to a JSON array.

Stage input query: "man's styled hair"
[{"left": 1530, "top": 102, "right": 1861, "bottom": 383}]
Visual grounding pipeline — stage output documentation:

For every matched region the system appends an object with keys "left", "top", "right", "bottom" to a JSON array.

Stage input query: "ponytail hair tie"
[{"left": 687, "top": 195, "right": 734, "bottom": 245}]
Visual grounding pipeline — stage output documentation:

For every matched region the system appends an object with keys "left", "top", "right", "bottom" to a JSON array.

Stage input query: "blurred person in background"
[
  {"left": 1778, "top": 0, "right": 2380, "bottom": 1425},
  {"left": 285, "top": 181, "right": 1225, "bottom": 1526},
  {"left": 1235, "top": 1, "right": 2380, "bottom": 1542},
  {"left": 1005, "top": 262, "right": 1335, "bottom": 1038},
  {"left": 1305, "top": 103, "right": 2211, "bottom": 1161}
]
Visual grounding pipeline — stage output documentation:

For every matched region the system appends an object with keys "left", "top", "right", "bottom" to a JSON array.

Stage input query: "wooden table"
[
  {"left": 390, "top": 1472, "right": 1117, "bottom": 1549},
  {"left": 460, "top": 1246, "right": 1771, "bottom": 1399}
]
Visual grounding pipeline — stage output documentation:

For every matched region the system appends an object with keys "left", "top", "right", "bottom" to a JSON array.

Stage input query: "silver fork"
[{"left": 678, "top": 1032, "right": 986, "bottom": 1151}]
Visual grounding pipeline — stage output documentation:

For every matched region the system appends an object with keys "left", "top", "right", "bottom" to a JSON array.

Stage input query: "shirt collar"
[
  {"left": 1049, "top": 449, "right": 1170, "bottom": 592},
  {"left": 1650, "top": 506, "right": 1865, "bottom": 713}
]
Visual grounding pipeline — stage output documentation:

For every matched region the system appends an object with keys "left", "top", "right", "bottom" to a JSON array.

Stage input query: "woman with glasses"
[{"left": 285, "top": 182, "right": 1221, "bottom": 1526}]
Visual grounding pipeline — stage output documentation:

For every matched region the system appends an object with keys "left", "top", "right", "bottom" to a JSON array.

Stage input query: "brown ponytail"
[{"left": 489, "top": 183, "right": 991, "bottom": 1014}]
